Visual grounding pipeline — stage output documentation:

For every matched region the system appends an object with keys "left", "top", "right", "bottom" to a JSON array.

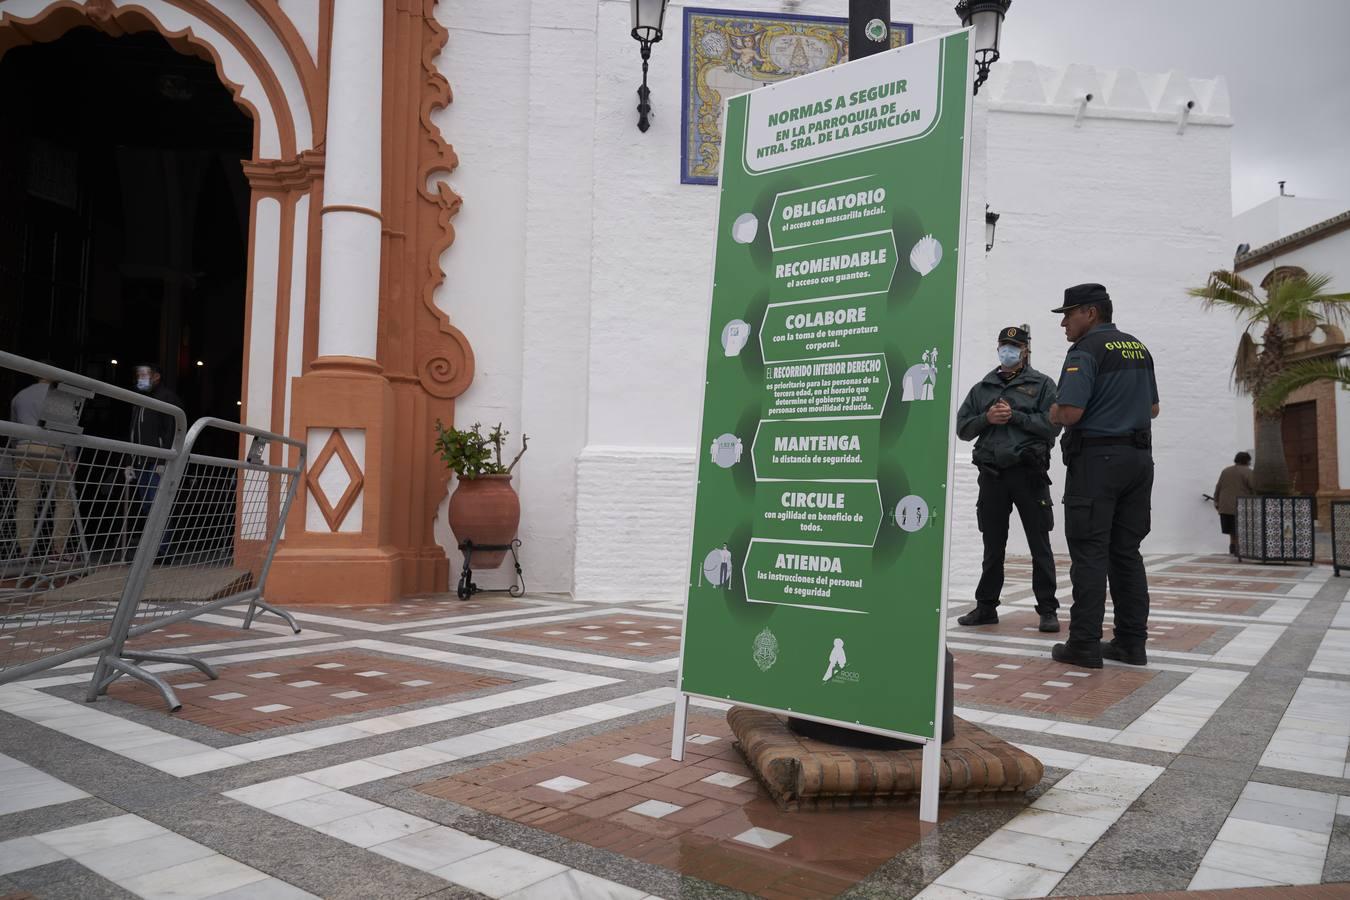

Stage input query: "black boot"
[
  {"left": 957, "top": 604, "right": 999, "bottom": 626},
  {"left": 1038, "top": 612, "right": 1060, "bottom": 633},
  {"left": 1102, "top": 640, "right": 1147, "bottom": 666},
  {"left": 1051, "top": 641, "right": 1102, "bottom": 669}
]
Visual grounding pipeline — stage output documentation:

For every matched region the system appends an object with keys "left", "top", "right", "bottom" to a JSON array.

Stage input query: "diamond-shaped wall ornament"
[{"left": 307, "top": 430, "right": 364, "bottom": 531}]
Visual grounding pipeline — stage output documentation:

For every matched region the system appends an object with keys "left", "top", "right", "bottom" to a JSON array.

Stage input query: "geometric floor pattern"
[{"left": 0, "top": 554, "right": 1347, "bottom": 898}]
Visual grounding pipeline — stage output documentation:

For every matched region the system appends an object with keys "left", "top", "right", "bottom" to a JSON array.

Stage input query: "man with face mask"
[
  {"left": 954, "top": 326, "right": 1062, "bottom": 633},
  {"left": 126, "top": 364, "right": 183, "bottom": 548}
]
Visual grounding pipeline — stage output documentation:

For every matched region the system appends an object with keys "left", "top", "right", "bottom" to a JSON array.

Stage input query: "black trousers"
[
  {"left": 1063, "top": 445, "right": 1154, "bottom": 649},
  {"left": 974, "top": 465, "right": 1059, "bottom": 613}
]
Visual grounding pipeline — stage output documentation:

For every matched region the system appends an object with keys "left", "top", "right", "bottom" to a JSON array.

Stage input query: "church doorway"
[{"left": 0, "top": 26, "right": 252, "bottom": 454}]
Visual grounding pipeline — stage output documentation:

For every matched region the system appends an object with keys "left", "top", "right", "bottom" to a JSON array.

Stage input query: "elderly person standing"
[
  {"left": 9, "top": 371, "right": 74, "bottom": 561},
  {"left": 1213, "top": 452, "right": 1254, "bottom": 556}
]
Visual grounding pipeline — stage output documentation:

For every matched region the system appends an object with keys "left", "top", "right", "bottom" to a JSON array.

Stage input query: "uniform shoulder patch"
[{"left": 1016, "top": 384, "right": 1038, "bottom": 395}]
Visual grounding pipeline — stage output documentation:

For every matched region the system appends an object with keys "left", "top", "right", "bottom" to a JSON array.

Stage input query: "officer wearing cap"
[
  {"left": 1048, "top": 284, "right": 1159, "bottom": 668},
  {"left": 955, "top": 326, "right": 1061, "bottom": 633}
]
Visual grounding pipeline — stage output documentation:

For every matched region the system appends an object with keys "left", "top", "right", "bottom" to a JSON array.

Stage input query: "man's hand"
[
  {"left": 1050, "top": 403, "right": 1085, "bottom": 427},
  {"left": 986, "top": 399, "right": 1012, "bottom": 425}
]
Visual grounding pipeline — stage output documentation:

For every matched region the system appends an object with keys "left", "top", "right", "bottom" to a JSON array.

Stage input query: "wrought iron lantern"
[
  {"left": 954, "top": 0, "right": 1011, "bottom": 95},
  {"left": 985, "top": 205, "right": 1000, "bottom": 251},
  {"left": 630, "top": 0, "right": 670, "bottom": 132}
]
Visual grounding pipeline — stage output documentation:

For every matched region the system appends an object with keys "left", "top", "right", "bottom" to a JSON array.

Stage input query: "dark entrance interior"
[
  {"left": 0, "top": 27, "right": 252, "bottom": 444},
  {"left": 1282, "top": 400, "right": 1320, "bottom": 500}
]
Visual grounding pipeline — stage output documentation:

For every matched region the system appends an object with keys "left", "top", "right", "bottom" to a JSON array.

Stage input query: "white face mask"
[
  {"left": 997, "top": 345, "right": 1023, "bottom": 368},
  {"left": 135, "top": 375, "right": 152, "bottom": 392}
]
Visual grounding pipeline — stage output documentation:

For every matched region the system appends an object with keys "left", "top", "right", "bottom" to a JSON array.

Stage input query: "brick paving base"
[
  {"left": 299, "top": 595, "right": 537, "bottom": 622},
  {"left": 416, "top": 714, "right": 998, "bottom": 899},
  {"left": 952, "top": 652, "right": 1156, "bottom": 718},
  {"left": 729, "top": 708, "right": 1042, "bottom": 809},
  {"left": 483, "top": 614, "right": 682, "bottom": 658},
  {"left": 107, "top": 651, "right": 513, "bottom": 733}
]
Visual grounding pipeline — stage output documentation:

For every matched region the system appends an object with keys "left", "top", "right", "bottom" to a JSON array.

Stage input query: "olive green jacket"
[{"left": 956, "top": 365, "right": 1060, "bottom": 470}]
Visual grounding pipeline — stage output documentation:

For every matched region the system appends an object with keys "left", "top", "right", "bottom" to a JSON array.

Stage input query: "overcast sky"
[{"left": 997, "top": 0, "right": 1350, "bottom": 215}]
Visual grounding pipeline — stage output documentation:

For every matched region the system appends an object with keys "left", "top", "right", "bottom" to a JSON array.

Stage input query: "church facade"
[{"left": 0, "top": 0, "right": 1236, "bottom": 603}]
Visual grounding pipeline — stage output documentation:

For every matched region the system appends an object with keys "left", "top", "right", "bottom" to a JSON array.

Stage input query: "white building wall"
[
  {"left": 954, "top": 63, "right": 1235, "bottom": 581},
  {"left": 428, "top": 1, "right": 1236, "bottom": 598}
]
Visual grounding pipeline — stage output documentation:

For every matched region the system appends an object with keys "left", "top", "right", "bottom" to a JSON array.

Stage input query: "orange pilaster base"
[{"left": 267, "top": 546, "right": 403, "bottom": 605}]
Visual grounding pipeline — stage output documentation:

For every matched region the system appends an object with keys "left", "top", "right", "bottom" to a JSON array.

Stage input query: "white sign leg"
[
  {"left": 919, "top": 739, "right": 941, "bottom": 823},
  {"left": 670, "top": 692, "right": 689, "bottom": 762}
]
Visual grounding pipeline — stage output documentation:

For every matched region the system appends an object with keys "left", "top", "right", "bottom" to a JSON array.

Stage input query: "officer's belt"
[{"left": 1079, "top": 433, "right": 1148, "bottom": 448}]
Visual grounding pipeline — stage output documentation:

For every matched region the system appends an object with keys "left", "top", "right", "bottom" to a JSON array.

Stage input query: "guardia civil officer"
[
  {"left": 955, "top": 326, "right": 1061, "bottom": 632},
  {"left": 1048, "top": 284, "right": 1159, "bottom": 668}
]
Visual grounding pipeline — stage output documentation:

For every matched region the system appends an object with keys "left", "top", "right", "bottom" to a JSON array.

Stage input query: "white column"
[{"left": 316, "top": 1, "right": 383, "bottom": 361}]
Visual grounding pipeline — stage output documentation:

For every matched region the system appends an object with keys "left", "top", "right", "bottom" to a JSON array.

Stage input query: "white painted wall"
[{"left": 426, "top": 1, "right": 1236, "bottom": 598}]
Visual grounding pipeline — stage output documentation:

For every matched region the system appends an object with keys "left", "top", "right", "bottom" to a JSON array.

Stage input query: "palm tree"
[
  {"left": 1187, "top": 269, "right": 1350, "bottom": 494},
  {"left": 1257, "top": 358, "right": 1350, "bottom": 413}
]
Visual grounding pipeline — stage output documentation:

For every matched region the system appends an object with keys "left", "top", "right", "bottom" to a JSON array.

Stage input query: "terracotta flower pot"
[{"left": 447, "top": 474, "right": 519, "bottom": 568}]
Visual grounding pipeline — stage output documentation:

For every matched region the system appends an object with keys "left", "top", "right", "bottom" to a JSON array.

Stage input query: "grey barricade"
[
  {"left": 1, "top": 352, "right": 186, "bottom": 685},
  {"left": 84, "top": 417, "right": 306, "bottom": 710}
]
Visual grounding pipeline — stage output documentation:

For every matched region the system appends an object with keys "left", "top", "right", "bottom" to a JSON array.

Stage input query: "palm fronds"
[{"left": 1256, "top": 358, "right": 1350, "bottom": 413}]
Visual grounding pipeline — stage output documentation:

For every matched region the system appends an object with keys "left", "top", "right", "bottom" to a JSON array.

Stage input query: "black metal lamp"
[
  {"left": 631, "top": 0, "right": 670, "bottom": 132},
  {"left": 954, "top": 0, "right": 1011, "bottom": 95},
  {"left": 985, "top": 205, "right": 1000, "bottom": 251}
]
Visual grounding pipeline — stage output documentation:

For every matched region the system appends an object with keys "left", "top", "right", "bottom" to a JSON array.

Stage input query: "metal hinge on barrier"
[{"left": 39, "top": 383, "right": 93, "bottom": 434}]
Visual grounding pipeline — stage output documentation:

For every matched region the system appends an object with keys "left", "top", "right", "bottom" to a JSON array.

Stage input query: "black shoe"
[
  {"left": 1102, "top": 640, "right": 1148, "bottom": 666},
  {"left": 1051, "top": 642, "right": 1102, "bottom": 669},
  {"left": 957, "top": 605, "right": 999, "bottom": 626},
  {"left": 1038, "top": 612, "right": 1060, "bottom": 633}
]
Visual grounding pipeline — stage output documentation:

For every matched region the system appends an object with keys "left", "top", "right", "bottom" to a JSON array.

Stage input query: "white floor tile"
[
  {"left": 201, "top": 877, "right": 320, "bottom": 899},
  {"left": 1198, "top": 839, "right": 1324, "bottom": 885},
  {"left": 1214, "top": 818, "right": 1330, "bottom": 860},
  {"left": 313, "top": 807, "right": 437, "bottom": 848},
  {"left": 365, "top": 747, "right": 459, "bottom": 773},
  {"left": 1230, "top": 797, "right": 1337, "bottom": 833},
  {"left": 1030, "top": 789, "right": 1128, "bottom": 823},
  {"left": 224, "top": 776, "right": 331, "bottom": 810},
  {"left": 1188, "top": 865, "right": 1280, "bottom": 890},
  {"left": 615, "top": 753, "right": 660, "bottom": 768},
  {"left": 1003, "top": 809, "right": 1115, "bottom": 844},
  {"left": 733, "top": 827, "right": 791, "bottom": 849},
  {"left": 933, "top": 854, "right": 1064, "bottom": 898},
  {"left": 304, "top": 760, "right": 400, "bottom": 789},
  {"left": 370, "top": 826, "right": 497, "bottom": 872},
  {"left": 269, "top": 791, "right": 385, "bottom": 827},
  {"left": 0, "top": 835, "right": 65, "bottom": 875},
  {"left": 500, "top": 868, "right": 647, "bottom": 900},
  {"left": 74, "top": 832, "right": 216, "bottom": 882},
  {"left": 536, "top": 776, "right": 589, "bottom": 793},
  {"left": 970, "top": 828, "right": 1087, "bottom": 873},
  {"left": 120, "top": 852, "right": 269, "bottom": 900},
  {"left": 1240, "top": 780, "right": 1339, "bottom": 813},
  {"left": 35, "top": 814, "right": 166, "bottom": 856},
  {"left": 701, "top": 772, "right": 749, "bottom": 788},
  {"left": 433, "top": 845, "right": 568, "bottom": 898},
  {"left": 628, "top": 800, "right": 681, "bottom": 819}
]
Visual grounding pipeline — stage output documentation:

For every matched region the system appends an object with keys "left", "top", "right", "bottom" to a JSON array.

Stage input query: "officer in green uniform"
[
  {"left": 955, "top": 325, "right": 1061, "bottom": 632},
  {"left": 1048, "top": 284, "right": 1160, "bottom": 668}
]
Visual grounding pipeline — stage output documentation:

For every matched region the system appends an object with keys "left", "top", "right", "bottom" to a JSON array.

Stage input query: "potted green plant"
[{"left": 435, "top": 421, "right": 528, "bottom": 568}]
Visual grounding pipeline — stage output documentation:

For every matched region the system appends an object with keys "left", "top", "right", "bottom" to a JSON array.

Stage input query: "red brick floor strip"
[
  {"left": 300, "top": 595, "right": 537, "bottom": 623},
  {"left": 416, "top": 714, "right": 985, "bottom": 899},
  {"left": 107, "top": 650, "right": 512, "bottom": 733},
  {"left": 951, "top": 652, "right": 1156, "bottom": 718},
  {"left": 483, "top": 614, "right": 681, "bottom": 658}
]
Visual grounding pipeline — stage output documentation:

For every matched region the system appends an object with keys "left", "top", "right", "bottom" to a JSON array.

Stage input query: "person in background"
[
  {"left": 126, "top": 364, "right": 183, "bottom": 538},
  {"left": 1213, "top": 452, "right": 1254, "bottom": 556},
  {"left": 9, "top": 367, "right": 74, "bottom": 561}
]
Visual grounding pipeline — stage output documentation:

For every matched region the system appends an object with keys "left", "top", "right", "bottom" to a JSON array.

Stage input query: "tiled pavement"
[{"left": 0, "top": 560, "right": 1347, "bottom": 899}]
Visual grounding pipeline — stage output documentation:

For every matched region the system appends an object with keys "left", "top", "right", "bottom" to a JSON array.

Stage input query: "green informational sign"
[{"left": 678, "top": 31, "right": 973, "bottom": 741}]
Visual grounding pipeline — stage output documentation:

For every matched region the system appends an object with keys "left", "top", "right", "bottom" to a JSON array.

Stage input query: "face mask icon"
[
  {"left": 721, "top": 320, "right": 751, "bottom": 357},
  {"left": 731, "top": 212, "right": 759, "bottom": 245}
]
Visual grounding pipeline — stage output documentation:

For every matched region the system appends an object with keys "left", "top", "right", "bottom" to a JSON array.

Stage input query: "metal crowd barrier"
[
  {"left": 1, "top": 353, "right": 305, "bottom": 711},
  {"left": 1234, "top": 494, "right": 1315, "bottom": 565},
  {"left": 1332, "top": 501, "right": 1350, "bottom": 576}
]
